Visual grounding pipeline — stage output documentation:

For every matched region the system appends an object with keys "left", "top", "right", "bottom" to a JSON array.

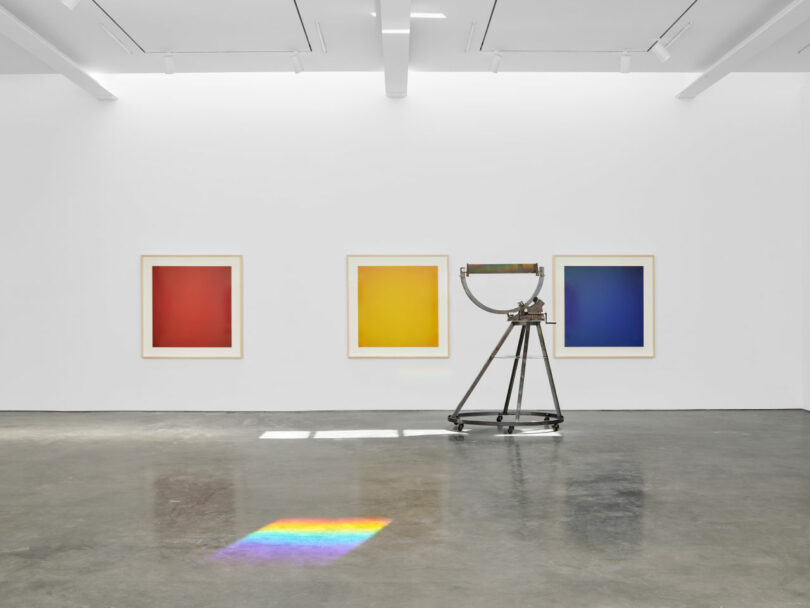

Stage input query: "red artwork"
[{"left": 152, "top": 266, "right": 232, "bottom": 348}]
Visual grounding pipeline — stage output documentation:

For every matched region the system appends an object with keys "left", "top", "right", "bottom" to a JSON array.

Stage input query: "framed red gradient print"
[{"left": 141, "top": 255, "right": 243, "bottom": 358}]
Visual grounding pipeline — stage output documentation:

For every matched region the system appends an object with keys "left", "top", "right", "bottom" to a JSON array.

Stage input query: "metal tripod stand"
[{"left": 448, "top": 264, "right": 563, "bottom": 434}]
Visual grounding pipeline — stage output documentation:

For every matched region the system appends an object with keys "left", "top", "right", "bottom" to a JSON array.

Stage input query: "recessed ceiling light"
[
  {"left": 315, "top": 21, "right": 327, "bottom": 54},
  {"left": 666, "top": 21, "right": 693, "bottom": 48},
  {"left": 370, "top": 12, "right": 446, "bottom": 19},
  {"left": 465, "top": 22, "right": 476, "bottom": 53},
  {"left": 382, "top": 29, "right": 410, "bottom": 34},
  {"left": 61, "top": 0, "right": 82, "bottom": 9},
  {"left": 99, "top": 23, "right": 132, "bottom": 55}
]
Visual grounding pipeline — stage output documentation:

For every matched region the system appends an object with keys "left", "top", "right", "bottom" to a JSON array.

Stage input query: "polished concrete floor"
[{"left": 0, "top": 410, "right": 808, "bottom": 607}]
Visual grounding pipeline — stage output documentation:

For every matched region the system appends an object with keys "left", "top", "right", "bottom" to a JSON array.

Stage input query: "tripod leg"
[
  {"left": 451, "top": 323, "right": 516, "bottom": 419},
  {"left": 501, "top": 325, "right": 527, "bottom": 418},
  {"left": 536, "top": 323, "right": 562, "bottom": 420},
  {"left": 512, "top": 324, "right": 531, "bottom": 427}
]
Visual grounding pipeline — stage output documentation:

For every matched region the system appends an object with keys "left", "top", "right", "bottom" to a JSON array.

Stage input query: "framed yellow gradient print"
[{"left": 347, "top": 255, "right": 449, "bottom": 358}]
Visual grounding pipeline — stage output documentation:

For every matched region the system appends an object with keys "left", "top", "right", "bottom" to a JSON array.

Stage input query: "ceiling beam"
[
  {"left": 0, "top": 4, "right": 115, "bottom": 101},
  {"left": 678, "top": 0, "right": 810, "bottom": 99},
  {"left": 379, "top": 0, "right": 411, "bottom": 98}
]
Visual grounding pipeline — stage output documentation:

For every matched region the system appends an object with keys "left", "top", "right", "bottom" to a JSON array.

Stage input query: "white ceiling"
[
  {"left": 0, "top": 26, "right": 50, "bottom": 72},
  {"left": 96, "top": 0, "right": 311, "bottom": 54},
  {"left": 481, "top": 0, "right": 698, "bottom": 53},
  {"left": 0, "top": 0, "right": 808, "bottom": 75}
]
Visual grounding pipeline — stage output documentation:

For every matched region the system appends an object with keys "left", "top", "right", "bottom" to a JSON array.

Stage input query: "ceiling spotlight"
[
  {"left": 651, "top": 40, "right": 671, "bottom": 63},
  {"left": 291, "top": 52, "right": 303, "bottom": 74},
  {"left": 382, "top": 29, "right": 410, "bottom": 34},
  {"left": 491, "top": 52, "right": 502, "bottom": 74},
  {"left": 61, "top": 0, "right": 82, "bottom": 9},
  {"left": 162, "top": 53, "right": 175, "bottom": 75},
  {"left": 620, "top": 51, "right": 632, "bottom": 74}
]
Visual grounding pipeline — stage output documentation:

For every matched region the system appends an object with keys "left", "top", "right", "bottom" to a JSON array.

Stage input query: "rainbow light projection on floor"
[{"left": 210, "top": 518, "right": 392, "bottom": 564}]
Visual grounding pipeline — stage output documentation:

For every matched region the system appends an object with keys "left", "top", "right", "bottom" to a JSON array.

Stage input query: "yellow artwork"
[{"left": 357, "top": 266, "right": 439, "bottom": 347}]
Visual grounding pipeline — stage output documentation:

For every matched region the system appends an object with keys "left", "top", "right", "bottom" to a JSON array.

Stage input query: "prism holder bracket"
[{"left": 449, "top": 263, "right": 564, "bottom": 434}]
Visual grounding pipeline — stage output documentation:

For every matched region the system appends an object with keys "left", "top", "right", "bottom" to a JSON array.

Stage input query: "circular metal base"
[{"left": 448, "top": 411, "right": 563, "bottom": 433}]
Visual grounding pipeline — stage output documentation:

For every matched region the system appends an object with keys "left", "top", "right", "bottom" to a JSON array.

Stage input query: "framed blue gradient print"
[
  {"left": 564, "top": 266, "right": 644, "bottom": 347},
  {"left": 553, "top": 256, "right": 654, "bottom": 358}
]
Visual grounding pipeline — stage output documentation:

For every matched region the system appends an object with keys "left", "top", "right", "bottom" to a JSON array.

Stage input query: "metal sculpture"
[{"left": 449, "top": 263, "right": 564, "bottom": 434}]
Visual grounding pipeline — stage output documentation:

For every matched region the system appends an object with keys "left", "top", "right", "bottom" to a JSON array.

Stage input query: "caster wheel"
[
  {"left": 552, "top": 424, "right": 559, "bottom": 432},
  {"left": 496, "top": 415, "right": 503, "bottom": 422},
  {"left": 456, "top": 424, "right": 464, "bottom": 432},
  {"left": 507, "top": 426, "right": 515, "bottom": 434}
]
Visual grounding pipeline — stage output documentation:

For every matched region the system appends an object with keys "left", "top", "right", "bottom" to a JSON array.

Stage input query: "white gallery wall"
[
  {"left": 803, "top": 78, "right": 810, "bottom": 412},
  {"left": 0, "top": 72, "right": 806, "bottom": 412}
]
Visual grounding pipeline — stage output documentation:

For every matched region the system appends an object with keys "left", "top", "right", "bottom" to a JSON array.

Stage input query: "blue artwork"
[{"left": 564, "top": 266, "right": 644, "bottom": 347}]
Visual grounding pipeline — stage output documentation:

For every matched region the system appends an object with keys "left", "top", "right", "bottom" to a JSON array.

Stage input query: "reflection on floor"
[
  {"left": 260, "top": 428, "right": 562, "bottom": 439},
  {"left": 210, "top": 518, "right": 392, "bottom": 564},
  {"left": 0, "top": 410, "right": 808, "bottom": 608}
]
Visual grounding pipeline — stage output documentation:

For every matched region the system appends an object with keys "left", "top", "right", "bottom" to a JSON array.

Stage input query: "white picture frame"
[
  {"left": 553, "top": 255, "right": 654, "bottom": 358},
  {"left": 347, "top": 255, "right": 449, "bottom": 358},
  {"left": 141, "top": 255, "right": 243, "bottom": 359}
]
